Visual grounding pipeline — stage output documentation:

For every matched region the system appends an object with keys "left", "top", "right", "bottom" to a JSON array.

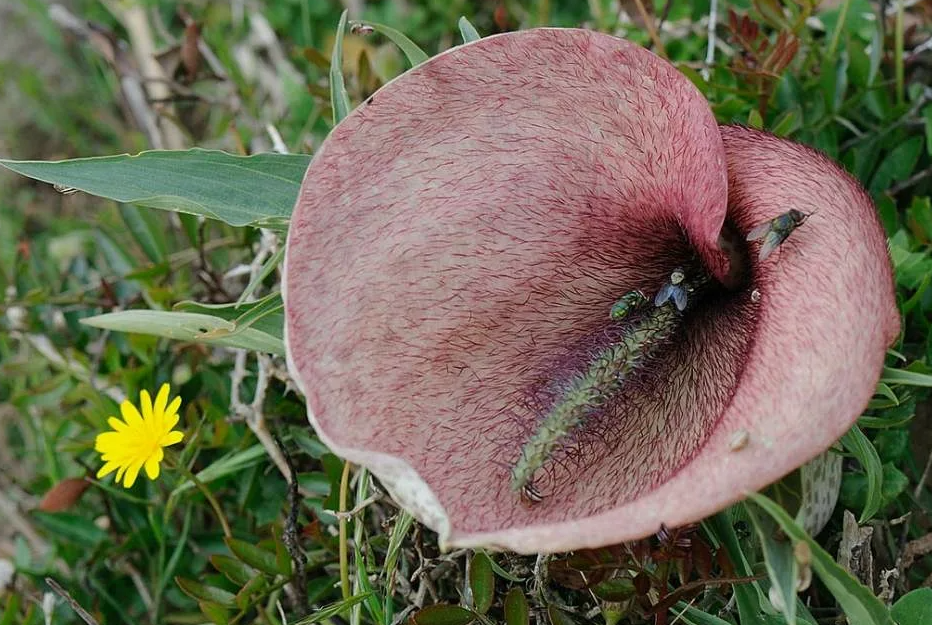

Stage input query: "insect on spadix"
[
  {"left": 746, "top": 209, "right": 810, "bottom": 261},
  {"left": 520, "top": 481, "right": 545, "bottom": 506},
  {"left": 654, "top": 267, "right": 688, "bottom": 310},
  {"left": 609, "top": 290, "right": 648, "bottom": 321}
]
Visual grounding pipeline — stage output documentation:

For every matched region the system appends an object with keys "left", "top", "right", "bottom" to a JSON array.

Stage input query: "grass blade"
[
  {"left": 330, "top": 10, "right": 352, "bottom": 125},
  {"left": 747, "top": 492, "right": 895, "bottom": 625},
  {"left": 458, "top": 17, "right": 481, "bottom": 43},
  {"left": 351, "top": 20, "right": 428, "bottom": 66}
]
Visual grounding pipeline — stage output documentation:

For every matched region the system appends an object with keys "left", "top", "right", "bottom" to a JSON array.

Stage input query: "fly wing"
[
  {"left": 671, "top": 286, "right": 688, "bottom": 311},
  {"left": 758, "top": 230, "right": 785, "bottom": 261},
  {"left": 746, "top": 220, "right": 773, "bottom": 241},
  {"left": 654, "top": 283, "right": 674, "bottom": 308}
]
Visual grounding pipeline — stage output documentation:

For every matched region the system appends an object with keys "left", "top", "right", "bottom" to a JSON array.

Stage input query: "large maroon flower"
[{"left": 284, "top": 29, "right": 899, "bottom": 553}]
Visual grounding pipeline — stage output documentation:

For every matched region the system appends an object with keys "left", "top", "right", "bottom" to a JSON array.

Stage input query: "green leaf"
[
  {"left": 30, "top": 511, "right": 107, "bottom": 546},
  {"left": 881, "top": 366, "right": 932, "bottom": 387},
  {"left": 923, "top": 105, "right": 932, "bottom": 156},
  {"left": 891, "top": 588, "right": 932, "bottom": 625},
  {"left": 384, "top": 511, "right": 414, "bottom": 580},
  {"left": 907, "top": 196, "right": 932, "bottom": 242},
  {"left": 840, "top": 425, "right": 883, "bottom": 522},
  {"left": 119, "top": 204, "right": 168, "bottom": 263},
  {"left": 175, "top": 577, "right": 237, "bottom": 606},
  {"left": 170, "top": 445, "right": 267, "bottom": 499},
  {"left": 874, "top": 430, "right": 909, "bottom": 463},
  {"left": 841, "top": 463, "right": 909, "bottom": 514},
  {"left": 458, "top": 17, "right": 481, "bottom": 43},
  {"left": 0, "top": 150, "right": 309, "bottom": 227},
  {"left": 748, "top": 108, "right": 764, "bottom": 129},
  {"left": 293, "top": 593, "right": 374, "bottom": 625},
  {"left": 547, "top": 606, "right": 577, "bottom": 625},
  {"left": 703, "top": 511, "right": 775, "bottom": 622},
  {"left": 874, "top": 382, "right": 899, "bottom": 405},
  {"left": 199, "top": 601, "right": 231, "bottom": 625},
  {"left": 330, "top": 11, "right": 352, "bottom": 125},
  {"left": 383, "top": 510, "right": 415, "bottom": 618},
  {"left": 271, "top": 527, "right": 293, "bottom": 577},
  {"left": 410, "top": 605, "right": 477, "bottom": 625},
  {"left": 349, "top": 543, "right": 382, "bottom": 624},
  {"left": 504, "top": 588, "right": 529, "bottom": 625},
  {"left": 744, "top": 503, "right": 797, "bottom": 625},
  {"left": 350, "top": 21, "right": 428, "bottom": 67},
  {"left": 236, "top": 246, "right": 284, "bottom": 305},
  {"left": 174, "top": 292, "right": 284, "bottom": 340},
  {"left": 235, "top": 575, "right": 268, "bottom": 610},
  {"left": 155, "top": 505, "right": 193, "bottom": 607},
  {"left": 469, "top": 552, "right": 494, "bottom": 614},
  {"left": 821, "top": 49, "right": 849, "bottom": 113},
  {"left": 210, "top": 555, "right": 259, "bottom": 586},
  {"left": 0, "top": 592, "right": 22, "bottom": 625},
  {"left": 487, "top": 555, "right": 525, "bottom": 582},
  {"left": 592, "top": 578, "right": 636, "bottom": 602},
  {"left": 770, "top": 108, "right": 802, "bottom": 137},
  {"left": 747, "top": 493, "right": 895, "bottom": 625},
  {"left": 869, "top": 136, "right": 923, "bottom": 196},
  {"left": 225, "top": 538, "right": 285, "bottom": 577},
  {"left": 81, "top": 310, "right": 284, "bottom": 355},
  {"left": 670, "top": 602, "right": 732, "bottom": 625}
]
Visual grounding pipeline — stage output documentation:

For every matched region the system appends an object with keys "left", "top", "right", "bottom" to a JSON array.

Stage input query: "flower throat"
[{"left": 510, "top": 266, "right": 712, "bottom": 504}]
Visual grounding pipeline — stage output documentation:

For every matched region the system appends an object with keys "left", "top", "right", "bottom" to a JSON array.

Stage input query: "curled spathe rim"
[{"left": 283, "top": 28, "right": 899, "bottom": 554}]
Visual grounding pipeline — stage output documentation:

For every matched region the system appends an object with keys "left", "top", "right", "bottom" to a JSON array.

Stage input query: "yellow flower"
[{"left": 95, "top": 384, "right": 184, "bottom": 488}]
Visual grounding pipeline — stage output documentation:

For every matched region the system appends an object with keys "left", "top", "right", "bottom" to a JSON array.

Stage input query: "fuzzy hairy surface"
[
  {"left": 283, "top": 29, "right": 898, "bottom": 553},
  {"left": 510, "top": 303, "right": 679, "bottom": 495}
]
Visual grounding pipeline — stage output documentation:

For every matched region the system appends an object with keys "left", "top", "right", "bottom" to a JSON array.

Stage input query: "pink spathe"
[{"left": 284, "top": 29, "right": 899, "bottom": 553}]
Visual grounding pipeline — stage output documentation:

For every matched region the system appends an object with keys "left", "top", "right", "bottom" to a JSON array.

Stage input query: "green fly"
[
  {"left": 746, "top": 209, "right": 809, "bottom": 261},
  {"left": 610, "top": 290, "right": 648, "bottom": 321}
]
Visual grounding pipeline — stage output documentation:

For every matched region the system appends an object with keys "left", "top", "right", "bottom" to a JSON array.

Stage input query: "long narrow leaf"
[
  {"left": 294, "top": 593, "right": 374, "bottom": 625},
  {"left": 744, "top": 503, "right": 798, "bottom": 625},
  {"left": 841, "top": 425, "right": 884, "bottom": 522},
  {"left": 351, "top": 20, "right": 428, "bottom": 66},
  {"left": 237, "top": 245, "right": 284, "bottom": 305},
  {"left": 881, "top": 366, "right": 932, "bottom": 387},
  {"left": 81, "top": 310, "right": 284, "bottom": 355},
  {"left": 330, "top": 11, "right": 352, "bottom": 125},
  {"left": 458, "top": 17, "right": 481, "bottom": 43},
  {"left": 747, "top": 492, "right": 895, "bottom": 625},
  {"left": 0, "top": 150, "right": 309, "bottom": 227}
]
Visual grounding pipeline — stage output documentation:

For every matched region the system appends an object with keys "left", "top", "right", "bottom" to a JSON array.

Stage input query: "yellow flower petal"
[
  {"left": 123, "top": 460, "right": 143, "bottom": 488},
  {"left": 161, "top": 430, "right": 184, "bottom": 446},
  {"left": 107, "top": 417, "right": 129, "bottom": 432},
  {"left": 165, "top": 395, "right": 182, "bottom": 420},
  {"left": 140, "top": 389, "right": 153, "bottom": 422},
  {"left": 144, "top": 455, "right": 161, "bottom": 480},
  {"left": 164, "top": 411, "right": 180, "bottom": 432},
  {"left": 94, "top": 431, "right": 121, "bottom": 452},
  {"left": 97, "top": 461, "right": 119, "bottom": 478},
  {"left": 96, "top": 386, "right": 185, "bottom": 488},
  {"left": 120, "top": 400, "right": 144, "bottom": 428},
  {"left": 154, "top": 384, "right": 171, "bottom": 418}
]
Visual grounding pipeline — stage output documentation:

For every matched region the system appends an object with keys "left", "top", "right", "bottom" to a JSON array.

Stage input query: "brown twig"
[
  {"left": 104, "top": 1, "right": 187, "bottom": 149},
  {"left": 275, "top": 435, "right": 309, "bottom": 615},
  {"left": 630, "top": 0, "right": 667, "bottom": 58},
  {"left": 45, "top": 578, "right": 100, "bottom": 625},
  {"left": 889, "top": 167, "right": 932, "bottom": 196}
]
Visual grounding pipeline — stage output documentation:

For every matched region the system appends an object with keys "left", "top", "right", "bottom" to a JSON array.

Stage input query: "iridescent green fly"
[
  {"left": 609, "top": 290, "right": 648, "bottom": 321},
  {"left": 746, "top": 209, "right": 810, "bottom": 261}
]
